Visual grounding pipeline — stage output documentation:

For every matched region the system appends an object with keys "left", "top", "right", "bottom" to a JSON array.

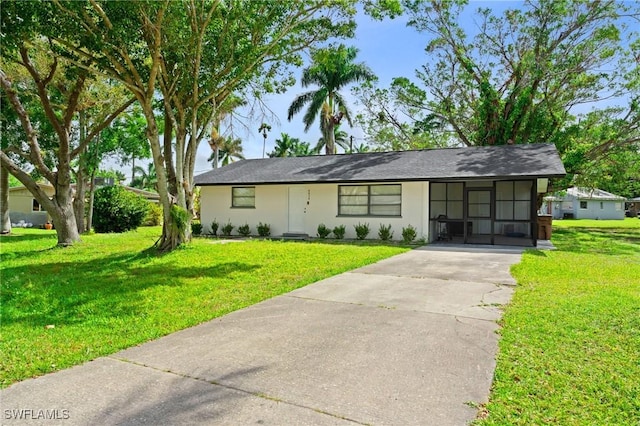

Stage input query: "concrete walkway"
[{"left": 1, "top": 245, "right": 524, "bottom": 425}]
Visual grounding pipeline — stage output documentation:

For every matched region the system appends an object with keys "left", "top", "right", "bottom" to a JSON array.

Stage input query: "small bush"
[
  {"left": 402, "top": 225, "right": 417, "bottom": 243},
  {"left": 221, "top": 221, "right": 234, "bottom": 237},
  {"left": 257, "top": 222, "right": 271, "bottom": 237},
  {"left": 354, "top": 222, "right": 370, "bottom": 240},
  {"left": 191, "top": 221, "right": 203, "bottom": 235},
  {"left": 93, "top": 186, "right": 149, "bottom": 233},
  {"left": 317, "top": 223, "right": 331, "bottom": 238},
  {"left": 210, "top": 219, "right": 219, "bottom": 236},
  {"left": 333, "top": 224, "right": 346, "bottom": 239},
  {"left": 142, "top": 203, "right": 163, "bottom": 226},
  {"left": 378, "top": 223, "right": 394, "bottom": 241},
  {"left": 238, "top": 223, "right": 251, "bottom": 237}
]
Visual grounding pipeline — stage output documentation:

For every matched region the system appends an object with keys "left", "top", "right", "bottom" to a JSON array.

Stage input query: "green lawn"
[
  {"left": 479, "top": 219, "right": 640, "bottom": 425},
  {"left": 0, "top": 227, "right": 408, "bottom": 388}
]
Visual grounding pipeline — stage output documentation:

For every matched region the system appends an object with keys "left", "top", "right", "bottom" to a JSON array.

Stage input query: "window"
[
  {"left": 495, "top": 181, "right": 531, "bottom": 221},
  {"left": 32, "top": 199, "right": 42, "bottom": 212},
  {"left": 338, "top": 184, "right": 401, "bottom": 216},
  {"left": 430, "top": 182, "right": 463, "bottom": 219},
  {"left": 580, "top": 201, "right": 588, "bottom": 209},
  {"left": 232, "top": 187, "right": 255, "bottom": 208},
  {"left": 600, "top": 202, "right": 604, "bottom": 210}
]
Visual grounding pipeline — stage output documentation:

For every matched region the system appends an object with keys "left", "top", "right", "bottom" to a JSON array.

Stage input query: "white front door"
[{"left": 288, "top": 186, "right": 307, "bottom": 233}]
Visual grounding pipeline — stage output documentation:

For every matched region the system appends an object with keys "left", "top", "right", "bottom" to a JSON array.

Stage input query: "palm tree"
[
  {"left": 218, "top": 137, "right": 245, "bottom": 166},
  {"left": 314, "top": 126, "right": 349, "bottom": 154},
  {"left": 209, "top": 95, "right": 245, "bottom": 169},
  {"left": 287, "top": 45, "right": 375, "bottom": 155},
  {"left": 268, "top": 133, "right": 318, "bottom": 157},
  {"left": 131, "top": 162, "right": 157, "bottom": 191},
  {"left": 269, "top": 133, "right": 297, "bottom": 157}
]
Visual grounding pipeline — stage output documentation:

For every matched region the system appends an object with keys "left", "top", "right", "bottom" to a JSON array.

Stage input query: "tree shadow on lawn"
[
  {"left": 0, "top": 232, "right": 57, "bottom": 244},
  {"left": 1, "top": 251, "right": 259, "bottom": 328},
  {"left": 552, "top": 228, "right": 640, "bottom": 256}
]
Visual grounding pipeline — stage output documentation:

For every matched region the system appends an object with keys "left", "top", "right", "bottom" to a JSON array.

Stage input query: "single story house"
[
  {"left": 7, "top": 183, "right": 160, "bottom": 227},
  {"left": 194, "top": 143, "right": 566, "bottom": 247},
  {"left": 542, "top": 187, "right": 626, "bottom": 220}
]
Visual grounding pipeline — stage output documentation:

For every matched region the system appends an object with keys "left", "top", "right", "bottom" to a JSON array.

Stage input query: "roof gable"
[
  {"left": 195, "top": 144, "right": 566, "bottom": 186},
  {"left": 567, "top": 187, "right": 625, "bottom": 200}
]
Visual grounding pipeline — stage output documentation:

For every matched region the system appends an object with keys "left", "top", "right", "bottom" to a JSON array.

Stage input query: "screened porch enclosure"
[{"left": 430, "top": 180, "right": 537, "bottom": 246}]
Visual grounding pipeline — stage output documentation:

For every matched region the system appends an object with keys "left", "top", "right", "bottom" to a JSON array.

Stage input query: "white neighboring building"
[{"left": 543, "top": 187, "right": 625, "bottom": 220}]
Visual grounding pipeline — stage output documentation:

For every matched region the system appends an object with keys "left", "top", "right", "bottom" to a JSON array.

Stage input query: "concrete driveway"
[{"left": 1, "top": 245, "right": 523, "bottom": 425}]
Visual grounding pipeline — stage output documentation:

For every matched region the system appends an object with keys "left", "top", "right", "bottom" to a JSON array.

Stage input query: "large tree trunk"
[
  {"left": 73, "top": 168, "right": 87, "bottom": 234},
  {"left": 86, "top": 170, "right": 97, "bottom": 232},
  {"left": 50, "top": 204, "right": 81, "bottom": 246},
  {"left": 0, "top": 162, "right": 11, "bottom": 234}
]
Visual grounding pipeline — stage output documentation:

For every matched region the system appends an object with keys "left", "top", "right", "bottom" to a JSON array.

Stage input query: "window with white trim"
[
  {"left": 580, "top": 201, "right": 588, "bottom": 209},
  {"left": 232, "top": 187, "right": 255, "bottom": 208},
  {"left": 338, "top": 184, "right": 401, "bottom": 216}
]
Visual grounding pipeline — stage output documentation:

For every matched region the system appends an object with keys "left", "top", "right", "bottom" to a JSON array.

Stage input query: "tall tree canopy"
[
  {"left": 0, "top": 10, "right": 134, "bottom": 246},
  {"left": 288, "top": 45, "right": 375, "bottom": 154},
  {"left": 355, "top": 0, "right": 639, "bottom": 194},
  {"left": 2, "top": 0, "right": 364, "bottom": 251}
]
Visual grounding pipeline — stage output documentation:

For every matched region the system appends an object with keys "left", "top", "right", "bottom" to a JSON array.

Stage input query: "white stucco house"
[
  {"left": 195, "top": 143, "right": 566, "bottom": 247},
  {"left": 7, "top": 183, "right": 160, "bottom": 227},
  {"left": 542, "top": 187, "right": 626, "bottom": 220}
]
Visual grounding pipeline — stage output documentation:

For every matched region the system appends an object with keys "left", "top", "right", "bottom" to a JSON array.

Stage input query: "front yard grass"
[
  {"left": 0, "top": 227, "right": 408, "bottom": 388},
  {"left": 479, "top": 219, "right": 640, "bottom": 425}
]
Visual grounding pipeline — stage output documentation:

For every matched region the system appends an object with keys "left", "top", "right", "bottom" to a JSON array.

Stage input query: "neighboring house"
[
  {"left": 7, "top": 183, "right": 160, "bottom": 227},
  {"left": 542, "top": 187, "right": 626, "bottom": 220},
  {"left": 7, "top": 184, "right": 53, "bottom": 227},
  {"left": 195, "top": 143, "right": 566, "bottom": 247},
  {"left": 627, "top": 197, "right": 640, "bottom": 217}
]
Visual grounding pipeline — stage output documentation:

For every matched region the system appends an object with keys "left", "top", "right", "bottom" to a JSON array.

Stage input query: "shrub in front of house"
[
  {"left": 354, "top": 222, "right": 370, "bottom": 240},
  {"left": 238, "top": 223, "right": 251, "bottom": 237},
  {"left": 402, "top": 224, "right": 417, "bottom": 243},
  {"left": 221, "top": 221, "right": 234, "bottom": 237},
  {"left": 93, "top": 186, "right": 149, "bottom": 233},
  {"left": 142, "top": 202, "right": 163, "bottom": 226},
  {"left": 257, "top": 222, "right": 271, "bottom": 237},
  {"left": 378, "top": 223, "right": 393, "bottom": 241},
  {"left": 191, "top": 221, "right": 203, "bottom": 236},
  {"left": 210, "top": 219, "right": 219, "bottom": 236},
  {"left": 333, "top": 224, "right": 346, "bottom": 239},
  {"left": 317, "top": 223, "right": 331, "bottom": 238}
]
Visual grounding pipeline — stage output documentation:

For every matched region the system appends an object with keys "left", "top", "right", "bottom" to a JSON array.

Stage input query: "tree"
[
  {"left": 269, "top": 133, "right": 318, "bottom": 157},
  {"left": 46, "top": 0, "right": 358, "bottom": 252},
  {"left": 0, "top": 161, "right": 10, "bottom": 234},
  {"left": 353, "top": 79, "right": 449, "bottom": 151},
  {"left": 314, "top": 126, "right": 350, "bottom": 154},
  {"left": 399, "top": 0, "right": 637, "bottom": 150},
  {"left": 218, "top": 138, "right": 245, "bottom": 167},
  {"left": 131, "top": 163, "right": 158, "bottom": 191},
  {"left": 100, "top": 105, "right": 152, "bottom": 184},
  {"left": 209, "top": 95, "right": 245, "bottom": 169},
  {"left": 0, "top": 10, "right": 134, "bottom": 246},
  {"left": 288, "top": 45, "right": 375, "bottom": 155}
]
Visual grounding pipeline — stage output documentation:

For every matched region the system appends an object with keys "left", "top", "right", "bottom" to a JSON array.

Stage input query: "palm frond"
[
  {"left": 302, "top": 89, "right": 328, "bottom": 132},
  {"left": 287, "top": 91, "right": 316, "bottom": 121}
]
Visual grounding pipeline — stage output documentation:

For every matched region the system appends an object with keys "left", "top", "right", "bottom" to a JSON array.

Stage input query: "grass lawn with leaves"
[
  {"left": 479, "top": 218, "right": 640, "bottom": 425},
  {"left": 0, "top": 227, "right": 409, "bottom": 388}
]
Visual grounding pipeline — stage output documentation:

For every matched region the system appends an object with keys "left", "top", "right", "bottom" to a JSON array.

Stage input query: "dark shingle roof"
[{"left": 195, "top": 143, "right": 566, "bottom": 186}]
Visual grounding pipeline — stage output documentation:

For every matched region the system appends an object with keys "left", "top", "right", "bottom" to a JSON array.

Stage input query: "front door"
[
  {"left": 288, "top": 186, "right": 307, "bottom": 233},
  {"left": 465, "top": 188, "right": 493, "bottom": 244}
]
